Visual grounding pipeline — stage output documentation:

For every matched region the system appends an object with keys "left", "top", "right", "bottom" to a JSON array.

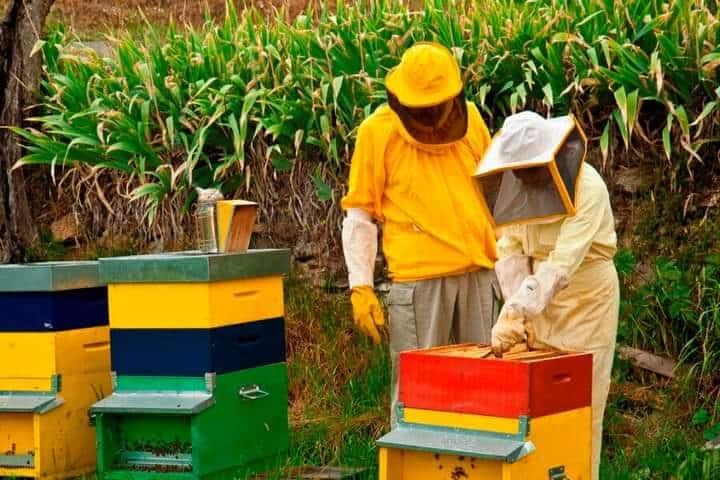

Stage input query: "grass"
[
  {"left": 284, "top": 245, "right": 720, "bottom": 478},
  {"left": 281, "top": 277, "right": 720, "bottom": 479},
  {"left": 615, "top": 249, "right": 720, "bottom": 418},
  {"left": 282, "top": 274, "right": 388, "bottom": 477}
]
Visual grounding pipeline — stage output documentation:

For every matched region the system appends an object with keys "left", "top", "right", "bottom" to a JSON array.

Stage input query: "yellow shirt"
[{"left": 341, "top": 102, "right": 497, "bottom": 282}]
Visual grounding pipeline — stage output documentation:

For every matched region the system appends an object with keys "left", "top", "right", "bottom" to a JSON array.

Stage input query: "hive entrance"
[{"left": 109, "top": 414, "right": 194, "bottom": 473}]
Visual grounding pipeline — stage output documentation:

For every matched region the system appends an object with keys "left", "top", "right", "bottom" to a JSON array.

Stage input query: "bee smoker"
[{"left": 195, "top": 187, "right": 224, "bottom": 253}]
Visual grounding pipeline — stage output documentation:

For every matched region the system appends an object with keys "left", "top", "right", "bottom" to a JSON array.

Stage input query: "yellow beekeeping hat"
[{"left": 385, "top": 42, "right": 463, "bottom": 108}]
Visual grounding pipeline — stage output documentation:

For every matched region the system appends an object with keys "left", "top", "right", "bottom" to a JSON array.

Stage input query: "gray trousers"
[{"left": 387, "top": 269, "right": 499, "bottom": 425}]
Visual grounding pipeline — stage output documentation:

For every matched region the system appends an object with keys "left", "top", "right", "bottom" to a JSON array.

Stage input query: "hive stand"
[
  {"left": 0, "top": 261, "right": 111, "bottom": 479},
  {"left": 377, "top": 345, "right": 593, "bottom": 480},
  {"left": 92, "top": 250, "right": 291, "bottom": 480}
]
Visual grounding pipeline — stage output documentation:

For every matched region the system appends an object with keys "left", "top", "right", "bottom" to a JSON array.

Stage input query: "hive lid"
[
  {"left": 0, "top": 393, "right": 64, "bottom": 413},
  {"left": 377, "top": 424, "right": 535, "bottom": 463},
  {"left": 91, "top": 391, "right": 215, "bottom": 415},
  {"left": 99, "top": 249, "right": 290, "bottom": 283},
  {"left": 0, "top": 261, "right": 102, "bottom": 292}
]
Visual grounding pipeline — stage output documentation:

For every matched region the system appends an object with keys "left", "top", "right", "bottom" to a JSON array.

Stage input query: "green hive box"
[
  {"left": 93, "top": 364, "right": 289, "bottom": 479},
  {"left": 93, "top": 250, "right": 291, "bottom": 480}
]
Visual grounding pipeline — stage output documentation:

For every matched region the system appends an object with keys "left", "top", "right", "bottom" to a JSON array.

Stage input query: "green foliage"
[
  {"left": 619, "top": 253, "right": 720, "bottom": 418},
  {"left": 603, "top": 429, "right": 693, "bottom": 479},
  {"left": 603, "top": 427, "right": 719, "bottom": 480},
  {"left": 634, "top": 189, "right": 720, "bottom": 268},
  {"left": 692, "top": 408, "right": 720, "bottom": 441},
  {"left": 677, "top": 449, "right": 720, "bottom": 480},
  {"left": 23, "top": 229, "right": 67, "bottom": 262},
  {"left": 601, "top": 385, "right": 720, "bottom": 480},
  {"left": 13, "top": 0, "right": 720, "bottom": 218}
]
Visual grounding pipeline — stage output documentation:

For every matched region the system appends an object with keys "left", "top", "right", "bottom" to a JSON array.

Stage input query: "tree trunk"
[{"left": 0, "top": 0, "right": 54, "bottom": 262}]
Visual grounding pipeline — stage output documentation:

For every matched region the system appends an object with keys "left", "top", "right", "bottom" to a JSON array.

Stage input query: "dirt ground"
[{"left": 0, "top": 0, "right": 317, "bottom": 34}]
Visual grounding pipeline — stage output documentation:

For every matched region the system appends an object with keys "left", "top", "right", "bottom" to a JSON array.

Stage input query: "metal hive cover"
[
  {"left": 91, "top": 391, "right": 215, "bottom": 415},
  {"left": 376, "top": 424, "right": 535, "bottom": 463},
  {"left": 99, "top": 249, "right": 290, "bottom": 283},
  {"left": 0, "top": 261, "right": 101, "bottom": 292},
  {"left": 0, "top": 393, "right": 63, "bottom": 413}
]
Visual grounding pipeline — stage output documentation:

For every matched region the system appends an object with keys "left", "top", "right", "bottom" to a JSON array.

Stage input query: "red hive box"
[{"left": 399, "top": 344, "right": 593, "bottom": 418}]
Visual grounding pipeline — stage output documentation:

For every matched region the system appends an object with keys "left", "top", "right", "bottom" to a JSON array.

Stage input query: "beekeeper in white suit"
[{"left": 475, "top": 111, "right": 619, "bottom": 480}]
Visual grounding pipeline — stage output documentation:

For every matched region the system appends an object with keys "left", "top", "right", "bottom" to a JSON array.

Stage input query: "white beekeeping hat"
[{"left": 474, "top": 111, "right": 587, "bottom": 226}]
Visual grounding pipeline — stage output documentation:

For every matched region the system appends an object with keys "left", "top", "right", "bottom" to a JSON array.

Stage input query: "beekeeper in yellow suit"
[
  {"left": 476, "top": 111, "right": 619, "bottom": 480},
  {"left": 341, "top": 42, "right": 498, "bottom": 424}
]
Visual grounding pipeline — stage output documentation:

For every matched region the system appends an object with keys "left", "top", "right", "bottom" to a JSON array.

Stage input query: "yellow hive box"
[
  {"left": 379, "top": 407, "right": 592, "bottom": 480},
  {"left": 0, "top": 326, "right": 110, "bottom": 391},
  {"left": 108, "top": 276, "right": 284, "bottom": 329},
  {"left": 0, "top": 371, "right": 112, "bottom": 479}
]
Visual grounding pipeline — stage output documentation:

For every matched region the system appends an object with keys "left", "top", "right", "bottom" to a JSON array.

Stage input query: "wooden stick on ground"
[{"left": 617, "top": 345, "right": 677, "bottom": 378}]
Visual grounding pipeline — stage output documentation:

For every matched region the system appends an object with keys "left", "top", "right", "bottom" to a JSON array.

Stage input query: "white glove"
[
  {"left": 491, "top": 305, "right": 526, "bottom": 357},
  {"left": 506, "top": 262, "right": 569, "bottom": 316},
  {"left": 495, "top": 255, "right": 531, "bottom": 300},
  {"left": 342, "top": 208, "right": 377, "bottom": 288}
]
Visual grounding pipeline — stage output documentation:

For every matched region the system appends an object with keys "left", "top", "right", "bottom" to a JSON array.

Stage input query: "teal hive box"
[{"left": 93, "top": 250, "right": 291, "bottom": 479}]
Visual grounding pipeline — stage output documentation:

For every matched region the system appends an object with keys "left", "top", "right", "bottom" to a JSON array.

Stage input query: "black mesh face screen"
[
  {"left": 387, "top": 91, "right": 468, "bottom": 145},
  {"left": 478, "top": 174, "right": 502, "bottom": 213},
  {"left": 513, "top": 166, "right": 553, "bottom": 188},
  {"left": 555, "top": 127, "right": 586, "bottom": 203},
  {"left": 493, "top": 168, "right": 566, "bottom": 225}
]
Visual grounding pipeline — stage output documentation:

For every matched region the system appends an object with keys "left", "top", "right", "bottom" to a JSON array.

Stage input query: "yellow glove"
[
  {"left": 350, "top": 286, "right": 385, "bottom": 344},
  {"left": 491, "top": 305, "right": 526, "bottom": 357}
]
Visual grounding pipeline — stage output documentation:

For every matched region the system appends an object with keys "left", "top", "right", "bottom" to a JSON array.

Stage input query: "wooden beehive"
[
  {"left": 93, "top": 364, "right": 289, "bottom": 479},
  {"left": 0, "top": 262, "right": 111, "bottom": 480},
  {"left": 93, "top": 250, "right": 291, "bottom": 480},
  {"left": 378, "top": 344, "right": 593, "bottom": 480}
]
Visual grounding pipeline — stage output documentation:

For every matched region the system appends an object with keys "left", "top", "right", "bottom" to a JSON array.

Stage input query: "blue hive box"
[{"left": 0, "top": 261, "right": 108, "bottom": 331}]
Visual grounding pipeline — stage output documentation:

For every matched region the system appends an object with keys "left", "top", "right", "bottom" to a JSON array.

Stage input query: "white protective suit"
[{"left": 496, "top": 162, "right": 619, "bottom": 480}]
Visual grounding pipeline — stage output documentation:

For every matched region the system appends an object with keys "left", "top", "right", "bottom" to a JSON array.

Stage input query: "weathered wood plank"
[{"left": 617, "top": 346, "right": 677, "bottom": 378}]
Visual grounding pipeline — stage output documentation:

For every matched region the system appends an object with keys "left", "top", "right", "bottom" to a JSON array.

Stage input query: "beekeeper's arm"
[
  {"left": 491, "top": 226, "right": 532, "bottom": 355},
  {"left": 493, "top": 172, "right": 608, "bottom": 355},
  {"left": 495, "top": 225, "right": 532, "bottom": 300},
  {"left": 341, "top": 121, "right": 385, "bottom": 344}
]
